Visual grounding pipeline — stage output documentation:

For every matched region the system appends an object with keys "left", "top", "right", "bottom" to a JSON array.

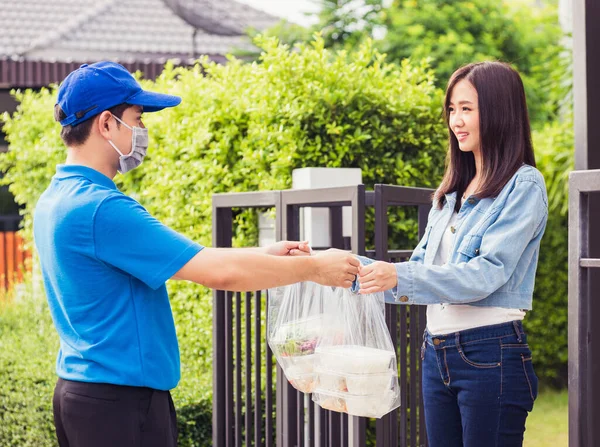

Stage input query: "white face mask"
[{"left": 108, "top": 115, "right": 149, "bottom": 174}]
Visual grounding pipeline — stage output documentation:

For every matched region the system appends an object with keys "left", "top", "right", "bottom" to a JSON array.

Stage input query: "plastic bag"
[
  {"left": 311, "top": 287, "right": 400, "bottom": 418},
  {"left": 267, "top": 281, "right": 331, "bottom": 393},
  {"left": 268, "top": 282, "right": 400, "bottom": 418}
]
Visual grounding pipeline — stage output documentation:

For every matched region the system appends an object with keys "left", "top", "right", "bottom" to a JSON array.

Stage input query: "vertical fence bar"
[
  {"left": 317, "top": 403, "right": 328, "bottom": 446},
  {"left": 266, "top": 297, "right": 275, "bottom": 447},
  {"left": 213, "top": 206, "right": 232, "bottom": 446},
  {"left": 418, "top": 305, "right": 427, "bottom": 445},
  {"left": 375, "top": 185, "right": 391, "bottom": 445},
  {"left": 245, "top": 291, "right": 253, "bottom": 446},
  {"left": 254, "top": 291, "right": 262, "bottom": 447},
  {"left": 340, "top": 413, "right": 348, "bottom": 447},
  {"left": 226, "top": 291, "right": 234, "bottom": 446},
  {"left": 276, "top": 202, "right": 300, "bottom": 447},
  {"left": 399, "top": 304, "right": 408, "bottom": 444},
  {"left": 328, "top": 412, "right": 341, "bottom": 447},
  {"left": 569, "top": 175, "right": 585, "bottom": 447},
  {"left": 297, "top": 391, "right": 305, "bottom": 447},
  {"left": 330, "top": 206, "right": 344, "bottom": 249},
  {"left": 235, "top": 292, "right": 242, "bottom": 447},
  {"left": 308, "top": 398, "right": 315, "bottom": 447},
  {"left": 351, "top": 185, "right": 365, "bottom": 257},
  {"left": 389, "top": 306, "right": 399, "bottom": 444},
  {"left": 331, "top": 201, "right": 346, "bottom": 446},
  {"left": 351, "top": 185, "right": 367, "bottom": 446},
  {"left": 409, "top": 307, "right": 419, "bottom": 447}
]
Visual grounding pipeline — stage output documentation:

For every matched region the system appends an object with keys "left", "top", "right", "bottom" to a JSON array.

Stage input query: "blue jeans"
[{"left": 421, "top": 320, "right": 538, "bottom": 447}]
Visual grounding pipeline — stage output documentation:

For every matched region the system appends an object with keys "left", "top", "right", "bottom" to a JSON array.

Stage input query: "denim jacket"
[{"left": 359, "top": 164, "right": 548, "bottom": 309}]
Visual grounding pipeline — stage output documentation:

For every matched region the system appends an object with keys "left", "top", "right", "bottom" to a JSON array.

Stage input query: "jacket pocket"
[{"left": 457, "top": 234, "right": 483, "bottom": 260}]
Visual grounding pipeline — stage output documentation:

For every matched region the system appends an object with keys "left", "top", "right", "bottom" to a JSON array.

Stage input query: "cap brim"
[{"left": 126, "top": 90, "right": 181, "bottom": 113}]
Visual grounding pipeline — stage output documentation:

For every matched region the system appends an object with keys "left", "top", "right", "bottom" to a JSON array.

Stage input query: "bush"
[
  {"left": 0, "top": 36, "right": 447, "bottom": 445},
  {"left": 0, "top": 276, "right": 58, "bottom": 446},
  {"left": 526, "top": 116, "right": 573, "bottom": 388}
]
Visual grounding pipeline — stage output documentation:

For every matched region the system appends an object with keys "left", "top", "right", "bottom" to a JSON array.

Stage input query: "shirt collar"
[
  {"left": 444, "top": 191, "right": 457, "bottom": 207},
  {"left": 54, "top": 164, "right": 117, "bottom": 190}
]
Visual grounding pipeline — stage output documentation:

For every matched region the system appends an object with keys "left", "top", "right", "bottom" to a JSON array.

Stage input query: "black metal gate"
[
  {"left": 568, "top": 169, "right": 600, "bottom": 447},
  {"left": 212, "top": 184, "right": 433, "bottom": 446}
]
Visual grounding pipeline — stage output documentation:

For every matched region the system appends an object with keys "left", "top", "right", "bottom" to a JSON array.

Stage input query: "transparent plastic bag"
[
  {"left": 268, "top": 281, "right": 400, "bottom": 418},
  {"left": 267, "top": 282, "right": 332, "bottom": 393},
  {"left": 311, "top": 287, "right": 400, "bottom": 419}
]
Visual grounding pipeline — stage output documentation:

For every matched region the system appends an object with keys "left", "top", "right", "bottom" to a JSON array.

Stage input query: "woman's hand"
[{"left": 358, "top": 261, "right": 397, "bottom": 294}]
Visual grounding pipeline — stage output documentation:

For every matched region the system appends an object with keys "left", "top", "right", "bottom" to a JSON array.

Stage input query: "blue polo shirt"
[{"left": 33, "top": 164, "right": 203, "bottom": 390}]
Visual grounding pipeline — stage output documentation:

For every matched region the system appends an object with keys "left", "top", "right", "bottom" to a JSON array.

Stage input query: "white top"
[{"left": 426, "top": 199, "right": 525, "bottom": 336}]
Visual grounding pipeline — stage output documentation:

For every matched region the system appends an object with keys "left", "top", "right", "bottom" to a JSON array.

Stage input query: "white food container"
[
  {"left": 288, "top": 372, "right": 318, "bottom": 394},
  {"left": 315, "top": 369, "right": 347, "bottom": 392},
  {"left": 279, "top": 353, "right": 318, "bottom": 376},
  {"left": 315, "top": 368, "right": 396, "bottom": 395},
  {"left": 316, "top": 345, "right": 395, "bottom": 374},
  {"left": 312, "top": 388, "right": 399, "bottom": 419},
  {"left": 344, "top": 371, "right": 395, "bottom": 395}
]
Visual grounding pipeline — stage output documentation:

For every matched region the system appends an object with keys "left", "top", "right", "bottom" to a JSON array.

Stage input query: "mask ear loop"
[
  {"left": 108, "top": 140, "right": 125, "bottom": 157},
  {"left": 109, "top": 115, "right": 136, "bottom": 157},
  {"left": 112, "top": 114, "right": 133, "bottom": 131}
]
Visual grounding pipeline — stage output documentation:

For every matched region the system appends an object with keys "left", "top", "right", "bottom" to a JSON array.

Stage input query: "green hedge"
[
  {"left": 526, "top": 116, "right": 573, "bottom": 388},
  {"left": 0, "top": 36, "right": 447, "bottom": 445},
  {"left": 0, "top": 278, "right": 58, "bottom": 446}
]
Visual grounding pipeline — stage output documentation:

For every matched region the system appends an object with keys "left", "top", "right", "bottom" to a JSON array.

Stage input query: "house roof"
[{"left": 0, "top": 0, "right": 279, "bottom": 63}]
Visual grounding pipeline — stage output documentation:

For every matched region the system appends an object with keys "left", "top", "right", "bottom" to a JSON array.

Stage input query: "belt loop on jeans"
[{"left": 512, "top": 320, "right": 522, "bottom": 343}]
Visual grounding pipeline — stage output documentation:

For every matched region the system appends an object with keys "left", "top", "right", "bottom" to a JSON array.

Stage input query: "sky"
[{"left": 234, "top": 0, "right": 322, "bottom": 26}]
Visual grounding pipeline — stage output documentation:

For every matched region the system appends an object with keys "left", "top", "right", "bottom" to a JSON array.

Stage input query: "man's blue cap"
[{"left": 56, "top": 61, "right": 182, "bottom": 127}]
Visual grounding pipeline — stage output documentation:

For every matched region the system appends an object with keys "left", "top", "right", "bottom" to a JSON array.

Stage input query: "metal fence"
[
  {"left": 569, "top": 169, "right": 600, "bottom": 447},
  {"left": 212, "top": 184, "right": 433, "bottom": 446}
]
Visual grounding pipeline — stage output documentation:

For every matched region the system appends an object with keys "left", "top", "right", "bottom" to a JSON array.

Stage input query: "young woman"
[{"left": 357, "top": 61, "right": 548, "bottom": 446}]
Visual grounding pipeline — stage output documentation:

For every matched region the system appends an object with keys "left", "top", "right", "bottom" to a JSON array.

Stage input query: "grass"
[{"left": 524, "top": 389, "right": 568, "bottom": 447}]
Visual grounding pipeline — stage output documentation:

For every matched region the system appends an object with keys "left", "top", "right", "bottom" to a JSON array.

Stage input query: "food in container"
[
  {"left": 345, "top": 370, "right": 395, "bottom": 395},
  {"left": 315, "top": 367, "right": 396, "bottom": 395},
  {"left": 269, "top": 316, "right": 323, "bottom": 392},
  {"left": 316, "top": 345, "right": 395, "bottom": 374},
  {"left": 344, "top": 391, "right": 398, "bottom": 418},
  {"left": 315, "top": 393, "right": 347, "bottom": 413},
  {"left": 315, "top": 368, "right": 348, "bottom": 392},
  {"left": 288, "top": 372, "right": 318, "bottom": 394},
  {"left": 312, "top": 388, "right": 399, "bottom": 419}
]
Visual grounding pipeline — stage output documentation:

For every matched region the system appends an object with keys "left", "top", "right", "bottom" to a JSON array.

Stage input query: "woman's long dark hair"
[{"left": 434, "top": 61, "right": 536, "bottom": 210}]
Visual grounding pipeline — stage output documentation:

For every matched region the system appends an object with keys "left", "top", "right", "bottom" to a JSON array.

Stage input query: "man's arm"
[
  {"left": 173, "top": 247, "right": 360, "bottom": 291},
  {"left": 215, "top": 241, "right": 311, "bottom": 256}
]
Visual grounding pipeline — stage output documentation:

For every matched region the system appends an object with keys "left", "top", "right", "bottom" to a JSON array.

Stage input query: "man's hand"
[
  {"left": 311, "top": 249, "right": 361, "bottom": 288},
  {"left": 264, "top": 241, "right": 312, "bottom": 256},
  {"left": 357, "top": 261, "right": 397, "bottom": 294}
]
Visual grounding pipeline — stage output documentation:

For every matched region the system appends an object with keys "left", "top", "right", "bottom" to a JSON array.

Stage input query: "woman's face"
[{"left": 448, "top": 79, "right": 481, "bottom": 158}]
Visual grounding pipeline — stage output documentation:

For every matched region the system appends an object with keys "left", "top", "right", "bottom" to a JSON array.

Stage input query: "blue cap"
[{"left": 56, "top": 61, "right": 182, "bottom": 127}]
